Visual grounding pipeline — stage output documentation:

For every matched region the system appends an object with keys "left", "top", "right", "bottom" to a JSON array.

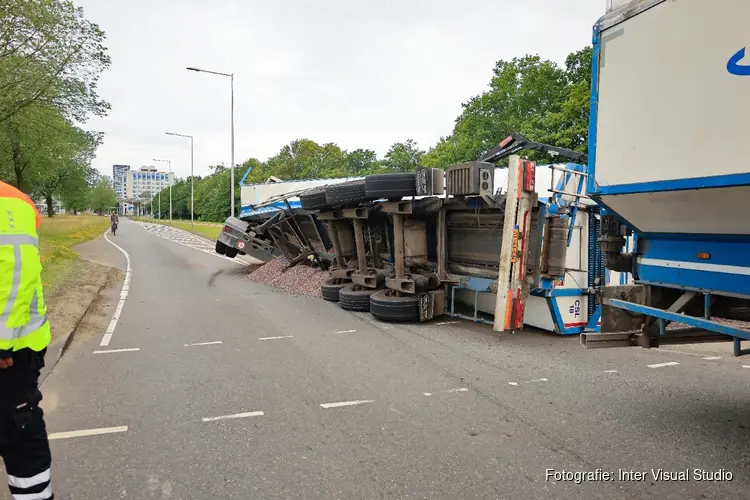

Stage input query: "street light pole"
[
  {"left": 153, "top": 158, "right": 172, "bottom": 221},
  {"left": 186, "top": 66, "right": 236, "bottom": 218},
  {"left": 166, "top": 132, "right": 194, "bottom": 227}
]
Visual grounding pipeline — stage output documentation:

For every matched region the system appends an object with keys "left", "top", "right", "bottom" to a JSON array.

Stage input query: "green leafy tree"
[
  {"left": 89, "top": 176, "right": 116, "bottom": 214},
  {"left": 422, "top": 54, "right": 570, "bottom": 167},
  {"left": 383, "top": 139, "right": 423, "bottom": 172},
  {"left": 345, "top": 149, "right": 381, "bottom": 175},
  {"left": 0, "top": 0, "right": 111, "bottom": 124}
]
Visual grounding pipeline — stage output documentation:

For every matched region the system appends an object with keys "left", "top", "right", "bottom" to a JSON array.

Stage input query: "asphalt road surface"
[{"left": 37, "top": 219, "right": 750, "bottom": 499}]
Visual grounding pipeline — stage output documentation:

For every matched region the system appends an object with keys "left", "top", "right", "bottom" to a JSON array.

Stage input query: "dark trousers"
[{"left": 0, "top": 348, "right": 53, "bottom": 500}]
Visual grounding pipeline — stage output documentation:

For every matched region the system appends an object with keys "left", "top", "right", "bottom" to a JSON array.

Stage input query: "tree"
[
  {"left": 383, "top": 139, "right": 424, "bottom": 172},
  {"left": 89, "top": 177, "right": 116, "bottom": 214},
  {"left": 0, "top": 0, "right": 111, "bottom": 124},
  {"left": 345, "top": 148, "right": 381, "bottom": 175},
  {"left": 34, "top": 122, "right": 101, "bottom": 217},
  {"left": 422, "top": 54, "right": 569, "bottom": 167}
]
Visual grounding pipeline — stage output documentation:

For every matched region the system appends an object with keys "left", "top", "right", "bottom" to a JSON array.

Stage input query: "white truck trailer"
[{"left": 581, "top": 0, "right": 750, "bottom": 354}]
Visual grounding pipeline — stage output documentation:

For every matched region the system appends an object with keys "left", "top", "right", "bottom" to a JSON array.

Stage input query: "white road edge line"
[
  {"left": 333, "top": 330, "right": 356, "bottom": 334},
  {"left": 93, "top": 348, "right": 140, "bottom": 354},
  {"left": 202, "top": 411, "right": 264, "bottom": 422},
  {"left": 185, "top": 341, "right": 223, "bottom": 347},
  {"left": 320, "top": 400, "right": 374, "bottom": 409},
  {"left": 258, "top": 336, "right": 294, "bottom": 341},
  {"left": 101, "top": 229, "right": 132, "bottom": 347},
  {"left": 648, "top": 361, "right": 680, "bottom": 368},
  {"left": 703, "top": 356, "right": 722, "bottom": 360},
  {"left": 48, "top": 426, "right": 128, "bottom": 440}
]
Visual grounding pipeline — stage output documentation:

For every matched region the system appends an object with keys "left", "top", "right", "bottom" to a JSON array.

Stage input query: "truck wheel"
[
  {"left": 325, "top": 180, "right": 369, "bottom": 207},
  {"left": 321, "top": 278, "right": 349, "bottom": 302},
  {"left": 338, "top": 284, "right": 377, "bottom": 312},
  {"left": 216, "top": 241, "right": 227, "bottom": 255},
  {"left": 369, "top": 289, "right": 420, "bottom": 322},
  {"left": 225, "top": 247, "right": 238, "bottom": 258},
  {"left": 364, "top": 173, "right": 417, "bottom": 198},
  {"left": 300, "top": 186, "right": 330, "bottom": 211}
]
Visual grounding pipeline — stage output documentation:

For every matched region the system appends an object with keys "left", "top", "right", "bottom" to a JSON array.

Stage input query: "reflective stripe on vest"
[{"left": 0, "top": 188, "right": 50, "bottom": 352}]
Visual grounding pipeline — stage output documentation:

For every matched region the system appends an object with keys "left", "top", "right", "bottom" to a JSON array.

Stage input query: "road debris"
[{"left": 247, "top": 258, "right": 328, "bottom": 297}]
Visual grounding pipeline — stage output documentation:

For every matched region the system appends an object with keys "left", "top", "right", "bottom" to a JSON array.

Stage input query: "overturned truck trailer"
[{"left": 217, "top": 135, "right": 633, "bottom": 335}]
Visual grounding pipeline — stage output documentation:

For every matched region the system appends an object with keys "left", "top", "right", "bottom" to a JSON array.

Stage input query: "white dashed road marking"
[
  {"left": 258, "top": 336, "right": 294, "bottom": 341},
  {"left": 202, "top": 411, "right": 264, "bottom": 422},
  {"left": 49, "top": 426, "right": 128, "bottom": 440},
  {"left": 604, "top": 370, "right": 619, "bottom": 373},
  {"left": 185, "top": 341, "right": 223, "bottom": 347},
  {"left": 320, "top": 400, "right": 374, "bottom": 409},
  {"left": 101, "top": 229, "right": 132, "bottom": 347},
  {"left": 333, "top": 330, "right": 356, "bottom": 334},
  {"left": 93, "top": 348, "right": 140, "bottom": 354},
  {"left": 742, "top": 365, "right": 750, "bottom": 369},
  {"left": 703, "top": 356, "right": 722, "bottom": 360},
  {"left": 423, "top": 388, "right": 468, "bottom": 396},
  {"left": 509, "top": 378, "right": 548, "bottom": 386},
  {"left": 648, "top": 362, "right": 680, "bottom": 368},
  {"left": 435, "top": 321, "right": 460, "bottom": 326}
]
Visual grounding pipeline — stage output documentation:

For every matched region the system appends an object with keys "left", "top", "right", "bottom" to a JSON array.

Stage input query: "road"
[{"left": 37, "top": 219, "right": 750, "bottom": 499}]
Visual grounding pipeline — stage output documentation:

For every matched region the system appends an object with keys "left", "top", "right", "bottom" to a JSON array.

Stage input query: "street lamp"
[
  {"left": 166, "top": 132, "right": 194, "bottom": 227},
  {"left": 152, "top": 158, "right": 172, "bottom": 221},
  {"left": 186, "top": 66, "right": 235, "bottom": 217}
]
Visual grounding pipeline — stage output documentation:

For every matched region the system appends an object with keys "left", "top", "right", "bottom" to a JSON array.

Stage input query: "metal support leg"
[
  {"left": 734, "top": 337, "right": 741, "bottom": 357},
  {"left": 437, "top": 207, "right": 447, "bottom": 280},
  {"left": 352, "top": 219, "right": 367, "bottom": 274},
  {"left": 703, "top": 293, "right": 711, "bottom": 319},
  {"left": 328, "top": 221, "right": 345, "bottom": 268},
  {"left": 393, "top": 214, "right": 405, "bottom": 279}
]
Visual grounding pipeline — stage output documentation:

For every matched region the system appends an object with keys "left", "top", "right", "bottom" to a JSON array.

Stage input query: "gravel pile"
[{"left": 247, "top": 257, "right": 329, "bottom": 297}]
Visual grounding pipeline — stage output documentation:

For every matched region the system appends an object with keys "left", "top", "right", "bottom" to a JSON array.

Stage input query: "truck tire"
[
  {"left": 300, "top": 187, "right": 329, "bottom": 210},
  {"left": 225, "top": 247, "right": 238, "bottom": 258},
  {"left": 321, "top": 278, "right": 349, "bottom": 302},
  {"left": 325, "top": 180, "right": 369, "bottom": 207},
  {"left": 364, "top": 173, "right": 417, "bottom": 198},
  {"left": 338, "top": 284, "right": 377, "bottom": 312},
  {"left": 216, "top": 240, "right": 227, "bottom": 255},
  {"left": 369, "top": 289, "right": 420, "bottom": 322}
]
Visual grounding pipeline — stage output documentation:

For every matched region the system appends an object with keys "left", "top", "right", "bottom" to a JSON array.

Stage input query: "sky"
[{"left": 78, "top": 0, "right": 604, "bottom": 181}]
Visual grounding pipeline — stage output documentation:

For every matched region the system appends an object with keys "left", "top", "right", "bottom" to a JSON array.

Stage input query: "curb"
[{"left": 40, "top": 280, "right": 108, "bottom": 385}]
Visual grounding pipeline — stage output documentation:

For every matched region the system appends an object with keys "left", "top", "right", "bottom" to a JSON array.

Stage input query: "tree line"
[
  {"left": 151, "top": 47, "right": 592, "bottom": 222},
  {"left": 0, "top": 0, "right": 113, "bottom": 216}
]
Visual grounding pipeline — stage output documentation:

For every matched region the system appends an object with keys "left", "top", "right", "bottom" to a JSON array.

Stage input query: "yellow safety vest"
[{"left": 0, "top": 181, "right": 51, "bottom": 352}]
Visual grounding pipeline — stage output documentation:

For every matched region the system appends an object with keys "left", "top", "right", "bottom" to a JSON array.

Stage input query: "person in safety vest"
[{"left": 0, "top": 181, "right": 54, "bottom": 500}]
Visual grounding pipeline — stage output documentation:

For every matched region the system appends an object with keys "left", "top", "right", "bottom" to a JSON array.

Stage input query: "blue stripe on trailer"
[
  {"left": 638, "top": 238, "right": 750, "bottom": 268},
  {"left": 593, "top": 172, "right": 750, "bottom": 197},
  {"left": 607, "top": 299, "right": 750, "bottom": 341},
  {"left": 636, "top": 264, "right": 750, "bottom": 298}
]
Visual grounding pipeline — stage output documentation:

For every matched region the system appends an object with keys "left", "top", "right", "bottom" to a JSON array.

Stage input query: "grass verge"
[
  {"left": 132, "top": 217, "right": 223, "bottom": 241},
  {"left": 38, "top": 215, "right": 112, "bottom": 295}
]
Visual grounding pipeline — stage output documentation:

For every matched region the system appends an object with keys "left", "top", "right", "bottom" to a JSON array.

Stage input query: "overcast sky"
[{"left": 78, "top": 0, "right": 604, "bottom": 180}]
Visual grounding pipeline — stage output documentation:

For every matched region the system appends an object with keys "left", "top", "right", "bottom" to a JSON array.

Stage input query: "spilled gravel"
[{"left": 247, "top": 257, "right": 329, "bottom": 298}]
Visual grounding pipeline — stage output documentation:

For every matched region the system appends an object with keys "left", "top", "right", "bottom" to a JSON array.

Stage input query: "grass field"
[
  {"left": 38, "top": 215, "right": 112, "bottom": 294},
  {"left": 132, "top": 217, "right": 223, "bottom": 241}
]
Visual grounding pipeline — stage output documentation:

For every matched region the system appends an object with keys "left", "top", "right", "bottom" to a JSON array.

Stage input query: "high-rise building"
[
  {"left": 126, "top": 166, "right": 174, "bottom": 200},
  {"left": 112, "top": 164, "right": 130, "bottom": 200}
]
